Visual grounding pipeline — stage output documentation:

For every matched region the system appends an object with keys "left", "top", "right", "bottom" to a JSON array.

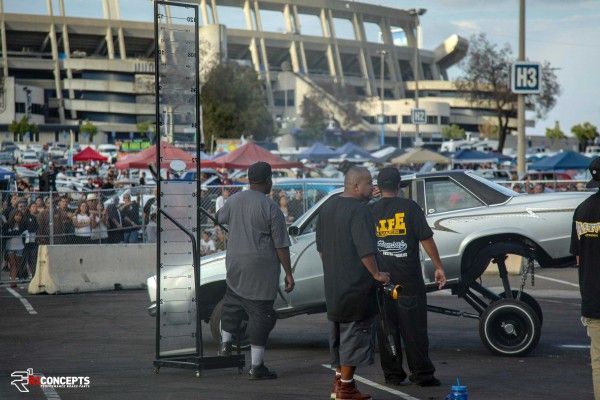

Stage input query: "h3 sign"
[
  {"left": 411, "top": 108, "right": 427, "bottom": 125},
  {"left": 511, "top": 62, "right": 541, "bottom": 94}
]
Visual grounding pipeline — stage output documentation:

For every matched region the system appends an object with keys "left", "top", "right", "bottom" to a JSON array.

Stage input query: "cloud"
[{"left": 451, "top": 20, "right": 480, "bottom": 32}]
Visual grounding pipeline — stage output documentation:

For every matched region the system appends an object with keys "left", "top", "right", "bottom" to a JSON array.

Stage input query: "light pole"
[
  {"left": 378, "top": 50, "right": 387, "bottom": 147},
  {"left": 516, "top": 0, "right": 526, "bottom": 178},
  {"left": 408, "top": 8, "right": 426, "bottom": 146}
]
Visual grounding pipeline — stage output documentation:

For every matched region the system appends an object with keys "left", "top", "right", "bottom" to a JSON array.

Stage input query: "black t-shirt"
[
  {"left": 369, "top": 197, "right": 433, "bottom": 293},
  {"left": 570, "top": 191, "right": 600, "bottom": 318},
  {"left": 316, "top": 196, "right": 377, "bottom": 322}
]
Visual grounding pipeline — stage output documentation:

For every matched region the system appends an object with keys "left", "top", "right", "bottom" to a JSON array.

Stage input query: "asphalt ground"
[{"left": 1, "top": 266, "right": 594, "bottom": 400}]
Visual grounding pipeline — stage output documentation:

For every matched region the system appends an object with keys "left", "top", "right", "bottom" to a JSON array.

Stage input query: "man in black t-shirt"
[
  {"left": 370, "top": 167, "right": 446, "bottom": 387},
  {"left": 316, "top": 166, "right": 390, "bottom": 400},
  {"left": 570, "top": 157, "right": 600, "bottom": 400}
]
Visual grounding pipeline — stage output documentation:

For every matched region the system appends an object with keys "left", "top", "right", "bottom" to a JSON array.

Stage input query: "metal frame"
[{"left": 153, "top": 0, "right": 243, "bottom": 376}]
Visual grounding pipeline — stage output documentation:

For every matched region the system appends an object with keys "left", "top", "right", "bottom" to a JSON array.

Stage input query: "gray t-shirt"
[{"left": 216, "top": 189, "right": 290, "bottom": 300}]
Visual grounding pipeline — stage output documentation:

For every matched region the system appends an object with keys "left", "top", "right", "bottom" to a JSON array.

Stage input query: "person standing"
[
  {"left": 120, "top": 194, "right": 140, "bottom": 243},
  {"left": 316, "top": 166, "right": 390, "bottom": 400},
  {"left": 4, "top": 210, "right": 26, "bottom": 287},
  {"left": 370, "top": 167, "right": 446, "bottom": 387},
  {"left": 73, "top": 201, "right": 92, "bottom": 244},
  {"left": 216, "top": 161, "right": 294, "bottom": 380},
  {"left": 571, "top": 157, "right": 600, "bottom": 400},
  {"left": 23, "top": 202, "right": 39, "bottom": 278},
  {"left": 215, "top": 187, "right": 230, "bottom": 213}
]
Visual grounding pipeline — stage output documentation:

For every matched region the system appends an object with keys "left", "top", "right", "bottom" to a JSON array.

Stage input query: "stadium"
[{"left": 0, "top": 0, "right": 517, "bottom": 146}]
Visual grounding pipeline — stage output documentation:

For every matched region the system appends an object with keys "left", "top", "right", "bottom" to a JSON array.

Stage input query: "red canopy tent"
[
  {"left": 201, "top": 143, "right": 302, "bottom": 169},
  {"left": 73, "top": 146, "right": 108, "bottom": 162},
  {"left": 114, "top": 141, "right": 195, "bottom": 170}
]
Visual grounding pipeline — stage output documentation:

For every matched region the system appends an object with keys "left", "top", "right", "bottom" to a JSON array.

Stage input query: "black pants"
[
  {"left": 220, "top": 286, "right": 277, "bottom": 347},
  {"left": 377, "top": 289, "right": 435, "bottom": 383}
]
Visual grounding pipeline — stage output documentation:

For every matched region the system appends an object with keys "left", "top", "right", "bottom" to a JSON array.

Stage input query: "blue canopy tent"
[
  {"left": 333, "top": 142, "right": 374, "bottom": 160},
  {"left": 451, "top": 149, "right": 499, "bottom": 165},
  {"left": 0, "top": 167, "right": 15, "bottom": 181},
  {"left": 529, "top": 151, "right": 592, "bottom": 171},
  {"left": 298, "top": 142, "right": 337, "bottom": 162},
  {"left": 199, "top": 151, "right": 212, "bottom": 161}
]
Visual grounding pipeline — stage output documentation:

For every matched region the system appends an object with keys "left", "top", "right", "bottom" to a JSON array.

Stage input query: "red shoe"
[
  {"left": 336, "top": 380, "right": 371, "bottom": 400},
  {"left": 331, "top": 375, "right": 341, "bottom": 399}
]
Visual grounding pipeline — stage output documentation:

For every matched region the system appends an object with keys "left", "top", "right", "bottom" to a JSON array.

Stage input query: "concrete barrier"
[{"left": 28, "top": 244, "right": 156, "bottom": 295}]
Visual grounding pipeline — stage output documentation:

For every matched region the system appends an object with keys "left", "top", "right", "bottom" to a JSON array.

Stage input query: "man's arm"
[
  {"left": 276, "top": 247, "right": 295, "bottom": 292},
  {"left": 361, "top": 254, "right": 390, "bottom": 284},
  {"left": 420, "top": 237, "right": 447, "bottom": 289}
]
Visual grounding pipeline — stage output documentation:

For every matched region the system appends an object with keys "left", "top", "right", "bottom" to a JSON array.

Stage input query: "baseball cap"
[
  {"left": 377, "top": 167, "right": 401, "bottom": 191},
  {"left": 248, "top": 161, "right": 272, "bottom": 184},
  {"left": 86, "top": 193, "right": 98, "bottom": 201},
  {"left": 587, "top": 157, "right": 600, "bottom": 189}
]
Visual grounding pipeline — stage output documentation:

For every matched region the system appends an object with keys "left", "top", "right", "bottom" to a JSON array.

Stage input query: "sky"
[{"left": 5, "top": 0, "right": 600, "bottom": 136}]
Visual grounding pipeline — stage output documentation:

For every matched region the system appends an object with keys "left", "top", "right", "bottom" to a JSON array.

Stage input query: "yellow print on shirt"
[
  {"left": 576, "top": 221, "right": 600, "bottom": 240},
  {"left": 376, "top": 212, "right": 407, "bottom": 237}
]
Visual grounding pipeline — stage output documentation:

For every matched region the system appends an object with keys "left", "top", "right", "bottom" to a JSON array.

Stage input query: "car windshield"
[{"left": 466, "top": 171, "right": 518, "bottom": 197}]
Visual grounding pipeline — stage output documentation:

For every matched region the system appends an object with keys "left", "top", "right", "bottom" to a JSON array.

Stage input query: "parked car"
[
  {"left": 0, "top": 151, "right": 16, "bottom": 165},
  {"left": 147, "top": 171, "right": 593, "bottom": 357},
  {"left": 98, "top": 144, "right": 118, "bottom": 163}
]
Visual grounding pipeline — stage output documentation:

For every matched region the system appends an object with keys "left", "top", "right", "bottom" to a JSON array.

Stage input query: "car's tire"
[
  {"left": 209, "top": 299, "right": 250, "bottom": 350},
  {"left": 479, "top": 299, "right": 541, "bottom": 357},
  {"left": 498, "top": 290, "right": 543, "bottom": 325}
]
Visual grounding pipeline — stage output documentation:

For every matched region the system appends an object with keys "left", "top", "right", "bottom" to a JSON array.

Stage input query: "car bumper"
[{"left": 148, "top": 302, "right": 156, "bottom": 317}]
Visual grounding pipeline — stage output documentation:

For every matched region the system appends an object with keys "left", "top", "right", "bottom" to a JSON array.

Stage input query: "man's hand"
[
  {"left": 373, "top": 271, "right": 390, "bottom": 285},
  {"left": 435, "top": 268, "right": 447, "bottom": 289},
  {"left": 372, "top": 186, "right": 381, "bottom": 199},
  {"left": 284, "top": 273, "right": 295, "bottom": 293}
]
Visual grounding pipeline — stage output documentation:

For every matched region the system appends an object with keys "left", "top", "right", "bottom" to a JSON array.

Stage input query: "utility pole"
[
  {"left": 517, "top": 0, "right": 526, "bottom": 178},
  {"left": 408, "top": 8, "right": 426, "bottom": 146},
  {"left": 379, "top": 50, "right": 386, "bottom": 147}
]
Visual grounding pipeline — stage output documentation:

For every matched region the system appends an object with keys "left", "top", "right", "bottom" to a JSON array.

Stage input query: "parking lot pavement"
[{"left": 0, "top": 267, "right": 594, "bottom": 400}]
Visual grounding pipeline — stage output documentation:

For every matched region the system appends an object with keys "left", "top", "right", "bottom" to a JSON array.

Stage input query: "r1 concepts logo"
[{"left": 11, "top": 369, "right": 90, "bottom": 393}]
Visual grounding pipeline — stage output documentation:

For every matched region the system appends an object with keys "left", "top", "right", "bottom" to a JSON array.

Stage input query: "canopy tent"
[
  {"left": 451, "top": 149, "right": 499, "bottom": 164},
  {"left": 201, "top": 142, "right": 302, "bottom": 169},
  {"left": 333, "top": 142, "right": 374, "bottom": 160},
  {"left": 371, "top": 146, "right": 406, "bottom": 163},
  {"left": 73, "top": 147, "right": 108, "bottom": 162},
  {"left": 529, "top": 151, "right": 592, "bottom": 171},
  {"left": 199, "top": 151, "right": 212, "bottom": 161},
  {"left": 298, "top": 142, "right": 337, "bottom": 162},
  {"left": 0, "top": 167, "right": 15, "bottom": 180},
  {"left": 391, "top": 148, "right": 450, "bottom": 165},
  {"left": 114, "top": 141, "right": 195, "bottom": 170}
]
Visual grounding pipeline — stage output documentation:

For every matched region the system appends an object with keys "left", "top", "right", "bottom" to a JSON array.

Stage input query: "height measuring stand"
[{"left": 152, "top": 1, "right": 244, "bottom": 377}]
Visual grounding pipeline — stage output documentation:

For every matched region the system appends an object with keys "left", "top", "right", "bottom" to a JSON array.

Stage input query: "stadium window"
[
  {"left": 363, "top": 22, "right": 383, "bottom": 43},
  {"left": 333, "top": 18, "right": 356, "bottom": 40},
  {"left": 440, "top": 116, "right": 450, "bottom": 125},
  {"left": 402, "top": 115, "right": 411, "bottom": 124},
  {"left": 398, "top": 60, "right": 414, "bottom": 81},
  {"left": 421, "top": 63, "right": 433, "bottom": 80},
  {"left": 258, "top": 9, "right": 286, "bottom": 33},
  {"left": 427, "top": 115, "right": 438, "bottom": 125},
  {"left": 297, "top": 13, "right": 323, "bottom": 36},
  {"left": 216, "top": 6, "right": 246, "bottom": 29}
]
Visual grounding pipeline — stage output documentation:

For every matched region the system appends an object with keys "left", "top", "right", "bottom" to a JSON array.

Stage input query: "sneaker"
[
  {"left": 218, "top": 342, "right": 232, "bottom": 357},
  {"left": 336, "top": 380, "right": 371, "bottom": 400},
  {"left": 385, "top": 374, "right": 409, "bottom": 386},
  {"left": 248, "top": 363, "right": 277, "bottom": 380},
  {"left": 415, "top": 377, "right": 441, "bottom": 387},
  {"left": 331, "top": 375, "right": 341, "bottom": 399}
]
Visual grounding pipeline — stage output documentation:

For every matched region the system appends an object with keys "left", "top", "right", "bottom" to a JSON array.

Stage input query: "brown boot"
[
  {"left": 330, "top": 375, "right": 341, "bottom": 399},
  {"left": 336, "top": 379, "right": 371, "bottom": 400}
]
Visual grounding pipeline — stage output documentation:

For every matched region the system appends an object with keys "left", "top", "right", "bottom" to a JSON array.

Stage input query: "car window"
[{"left": 424, "top": 178, "right": 484, "bottom": 214}]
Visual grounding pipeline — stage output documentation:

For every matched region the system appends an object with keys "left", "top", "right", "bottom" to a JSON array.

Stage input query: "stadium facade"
[{"left": 0, "top": 0, "right": 519, "bottom": 146}]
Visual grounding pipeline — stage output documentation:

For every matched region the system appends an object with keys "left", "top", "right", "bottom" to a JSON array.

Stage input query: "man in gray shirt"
[{"left": 216, "top": 161, "right": 294, "bottom": 380}]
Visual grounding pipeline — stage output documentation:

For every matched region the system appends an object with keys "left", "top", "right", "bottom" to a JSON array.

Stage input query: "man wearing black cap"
[
  {"left": 216, "top": 161, "right": 295, "bottom": 380},
  {"left": 370, "top": 167, "right": 446, "bottom": 387},
  {"left": 571, "top": 156, "right": 600, "bottom": 400}
]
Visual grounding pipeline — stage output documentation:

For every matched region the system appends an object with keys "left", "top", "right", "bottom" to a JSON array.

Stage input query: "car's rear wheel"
[
  {"left": 209, "top": 299, "right": 250, "bottom": 350},
  {"left": 479, "top": 299, "right": 541, "bottom": 356}
]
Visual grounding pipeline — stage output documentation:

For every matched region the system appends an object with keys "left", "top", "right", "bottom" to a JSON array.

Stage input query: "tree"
[
  {"left": 136, "top": 120, "right": 156, "bottom": 140},
  {"left": 9, "top": 116, "right": 38, "bottom": 141},
  {"left": 441, "top": 124, "right": 466, "bottom": 140},
  {"left": 571, "top": 122, "right": 598, "bottom": 151},
  {"left": 200, "top": 62, "right": 274, "bottom": 145},
  {"left": 456, "top": 33, "right": 560, "bottom": 152},
  {"left": 478, "top": 121, "right": 499, "bottom": 139},
  {"left": 299, "top": 93, "right": 327, "bottom": 144},
  {"left": 80, "top": 120, "right": 98, "bottom": 142},
  {"left": 545, "top": 121, "right": 566, "bottom": 147}
]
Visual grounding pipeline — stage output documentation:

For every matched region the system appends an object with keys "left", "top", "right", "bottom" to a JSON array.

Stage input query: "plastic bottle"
[{"left": 445, "top": 378, "right": 468, "bottom": 400}]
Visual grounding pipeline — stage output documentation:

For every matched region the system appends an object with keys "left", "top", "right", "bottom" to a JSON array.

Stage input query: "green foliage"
[
  {"left": 571, "top": 122, "right": 598, "bottom": 151},
  {"left": 456, "top": 33, "right": 560, "bottom": 152},
  {"left": 441, "top": 124, "right": 466, "bottom": 140},
  {"left": 80, "top": 120, "right": 98, "bottom": 142},
  {"left": 9, "top": 116, "right": 38, "bottom": 140},
  {"left": 299, "top": 94, "right": 327, "bottom": 144},
  {"left": 136, "top": 121, "right": 156, "bottom": 136},
  {"left": 545, "top": 121, "right": 566, "bottom": 145},
  {"left": 200, "top": 62, "right": 274, "bottom": 144}
]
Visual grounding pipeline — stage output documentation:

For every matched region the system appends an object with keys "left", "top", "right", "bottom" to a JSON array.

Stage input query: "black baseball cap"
[
  {"left": 587, "top": 157, "right": 600, "bottom": 189},
  {"left": 377, "top": 167, "right": 401, "bottom": 191},
  {"left": 248, "top": 161, "right": 272, "bottom": 184}
]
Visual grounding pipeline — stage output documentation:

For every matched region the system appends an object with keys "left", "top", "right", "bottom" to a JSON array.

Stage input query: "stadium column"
[
  {"left": 58, "top": 0, "right": 77, "bottom": 120},
  {"left": 0, "top": 0, "right": 8, "bottom": 77},
  {"left": 252, "top": 0, "right": 274, "bottom": 108},
  {"left": 46, "top": 0, "right": 66, "bottom": 123},
  {"left": 283, "top": 4, "right": 301, "bottom": 73},
  {"left": 243, "top": 0, "right": 262, "bottom": 76},
  {"left": 210, "top": 0, "right": 219, "bottom": 24},
  {"left": 352, "top": 12, "right": 376, "bottom": 97},
  {"left": 326, "top": 9, "right": 345, "bottom": 87},
  {"left": 110, "top": 0, "right": 127, "bottom": 59},
  {"left": 379, "top": 17, "right": 402, "bottom": 98},
  {"left": 291, "top": 5, "right": 308, "bottom": 74},
  {"left": 102, "top": 0, "right": 116, "bottom": 60},
  {"left": 200, "top": 0, "right": 210, "bottom": 25},
  {"left": 319, "top": 9, "right": 338, "bottom": 82}
]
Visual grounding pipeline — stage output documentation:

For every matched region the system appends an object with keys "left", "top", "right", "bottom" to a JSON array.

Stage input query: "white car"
[
  {"left": 20, "top": 151, "right": 39, "bottom": 164},
  {"left": 97, "top": 144, "right": 118, "bottom": 162}
]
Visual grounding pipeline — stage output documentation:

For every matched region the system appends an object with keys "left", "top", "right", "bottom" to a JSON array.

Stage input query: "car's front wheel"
[{"left": 209, "top": 299, "right": 250, "bottom": 350}]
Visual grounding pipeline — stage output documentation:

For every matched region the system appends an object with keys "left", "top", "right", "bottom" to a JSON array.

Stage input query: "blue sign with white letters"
[{"left": 511, "top": 62, "right": 541, "bottom": 94}]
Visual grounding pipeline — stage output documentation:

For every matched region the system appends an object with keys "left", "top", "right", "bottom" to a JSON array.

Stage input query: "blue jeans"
[{"left": 124, "top": 230, "right": 139, "bottom": 243}]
